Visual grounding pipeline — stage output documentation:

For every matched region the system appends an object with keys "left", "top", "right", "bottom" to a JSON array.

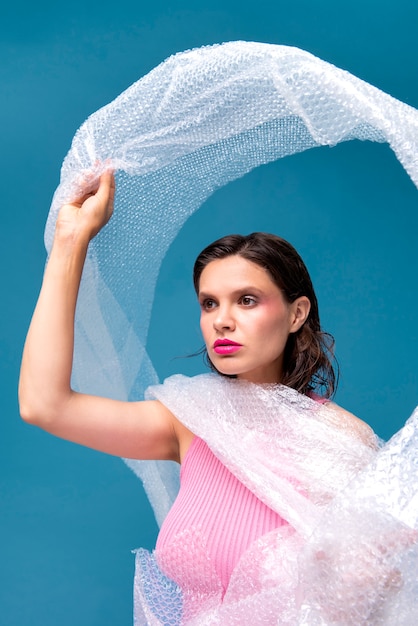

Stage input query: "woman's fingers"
[
  {"left": 95, "top": 169, "right": 115, "bottom": 219},
  {"left": 56, "top": 166, "right": 116, "bottom": 242}
]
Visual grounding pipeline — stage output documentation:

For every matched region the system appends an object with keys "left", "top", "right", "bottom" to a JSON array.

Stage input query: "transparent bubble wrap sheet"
[
  {"left": 139, "top": 374, "right": 418, "bottom": 625},
  {"left": 44, "top": 42, "right": 418, "bottom": 623}
]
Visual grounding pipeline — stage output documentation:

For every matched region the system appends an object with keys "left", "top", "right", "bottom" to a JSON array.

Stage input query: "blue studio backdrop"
[{"left": 1, "top": 1, "right": 417, "bottom": 625}]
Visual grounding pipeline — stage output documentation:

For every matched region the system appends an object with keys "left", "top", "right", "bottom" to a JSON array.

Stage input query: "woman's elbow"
[
  {"left": 19, "top": 397, "right": 50, "bottom": 427},
  {"left": 18, "top": 385, "right": 61, "bottom": 429}
]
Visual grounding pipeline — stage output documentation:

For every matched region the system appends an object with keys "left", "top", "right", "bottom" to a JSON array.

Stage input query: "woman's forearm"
[{"left": 19, "top": 231, "right": 90, "bottom": 425}]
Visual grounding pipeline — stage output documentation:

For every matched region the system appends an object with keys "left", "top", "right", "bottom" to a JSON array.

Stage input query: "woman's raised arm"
[{"left": 19, "top": 171, "right": 186, "bottom": 462}]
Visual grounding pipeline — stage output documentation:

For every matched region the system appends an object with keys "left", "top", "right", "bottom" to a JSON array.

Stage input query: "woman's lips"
[{"left": 213, "top": 339, "right": 242, "bottom": 355}]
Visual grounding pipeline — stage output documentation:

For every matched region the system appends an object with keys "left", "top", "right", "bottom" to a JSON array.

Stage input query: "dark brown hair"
[{"left": 193, "top": 232, "right": 338, "bottom": 398}]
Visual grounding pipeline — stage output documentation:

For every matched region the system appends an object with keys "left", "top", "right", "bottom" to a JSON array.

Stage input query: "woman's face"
[{"left": 198, "top": 255, "right": 310, "bottom": 384}]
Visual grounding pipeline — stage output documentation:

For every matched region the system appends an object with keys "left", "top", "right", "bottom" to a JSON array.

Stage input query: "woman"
[
  {"left": 19, "top": 40, "right": 418, "bottom": 624},
  {"left": 20, "top": 171, "right": 395, "bottom": 625}
]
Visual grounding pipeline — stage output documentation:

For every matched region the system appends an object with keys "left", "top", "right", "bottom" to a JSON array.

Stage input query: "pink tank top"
[
  {"left": 156, "top": 436, "right": 286, "bottom": 594},
  {"left": 156, "top": 392, "right": 328, "bottom": 595}
]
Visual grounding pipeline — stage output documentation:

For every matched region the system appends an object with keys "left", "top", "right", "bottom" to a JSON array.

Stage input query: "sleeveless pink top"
[
  {"left": 156, "top": 436, "right": 286, "bottom": 594},
  {"left": 156, "top": 393, "right": 328, "bottom": 595}
]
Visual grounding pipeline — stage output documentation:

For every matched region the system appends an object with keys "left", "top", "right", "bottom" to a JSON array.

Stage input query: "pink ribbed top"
[{"left": 156, "top": 436, "right": 286, "bottom": 593}]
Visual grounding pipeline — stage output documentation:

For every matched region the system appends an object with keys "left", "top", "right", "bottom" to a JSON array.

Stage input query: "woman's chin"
[{"left": 210, "top": 358, "right": 239, "bottom": 378}]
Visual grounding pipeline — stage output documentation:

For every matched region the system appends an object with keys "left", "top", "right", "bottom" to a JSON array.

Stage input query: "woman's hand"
[{"left": 55, "top": 169, "right": 115, "bottom": 243}]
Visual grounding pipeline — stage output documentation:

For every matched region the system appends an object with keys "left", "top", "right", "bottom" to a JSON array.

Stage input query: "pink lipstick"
[{"left": 213, "top": 339, "right": 242, "bottom": 355}]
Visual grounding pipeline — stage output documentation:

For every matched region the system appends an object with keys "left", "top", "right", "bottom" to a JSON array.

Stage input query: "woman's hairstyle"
[{"left": 193, "top": 232, "right": 338, "bottom": 398}]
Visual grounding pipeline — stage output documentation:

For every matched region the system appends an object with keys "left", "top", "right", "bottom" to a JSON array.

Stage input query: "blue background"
[{"left": 1, "top": 1, "right": 417, "bottom": 624}]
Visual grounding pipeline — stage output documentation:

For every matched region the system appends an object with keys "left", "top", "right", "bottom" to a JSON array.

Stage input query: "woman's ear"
[{"left": 289, "top": 296, "right": 311, "bottom": 333}]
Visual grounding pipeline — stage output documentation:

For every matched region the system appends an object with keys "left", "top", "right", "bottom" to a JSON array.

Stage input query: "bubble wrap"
[
  {"left": 134, "top": 374, "right": 418, "bottom": 625},
  {"left": 148, "top": 375, "right": 377, "bottom": 539},
  {"left": 43, "top": 41, "right": 418, "bottom": 623}
]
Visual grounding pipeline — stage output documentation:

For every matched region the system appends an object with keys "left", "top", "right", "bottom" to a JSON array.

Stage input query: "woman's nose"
[{"left": 213, "top": 306, "right": 235, "bottom": 331}]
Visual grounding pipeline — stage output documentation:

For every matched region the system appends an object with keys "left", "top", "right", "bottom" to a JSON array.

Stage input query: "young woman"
[
  {"left": 20, "top": 171, "right": 395, "bottom": 625},
  {"left": 19, "top": 37, "right": 418, "bottom": 623}
]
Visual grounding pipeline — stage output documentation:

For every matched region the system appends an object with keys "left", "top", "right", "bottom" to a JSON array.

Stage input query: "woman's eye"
[
  {"left": 240, "top": 296, "right": 256, "bottom": 306},
  {"left": 201, "top": 299, "right": 217, "bottom": 311}
]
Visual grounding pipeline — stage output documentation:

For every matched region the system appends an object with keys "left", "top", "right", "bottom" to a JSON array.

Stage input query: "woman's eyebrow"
[{"left": 199, "top": 286, "right": 265, "bottom": 299}]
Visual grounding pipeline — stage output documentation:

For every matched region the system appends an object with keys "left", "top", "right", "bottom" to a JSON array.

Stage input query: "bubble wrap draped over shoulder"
[
  {"left": 44, "top": 42, "right": 418, "bottom": 623},
  {"left": 135, "top": 374, "right": 418, "bottom": 625}
]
